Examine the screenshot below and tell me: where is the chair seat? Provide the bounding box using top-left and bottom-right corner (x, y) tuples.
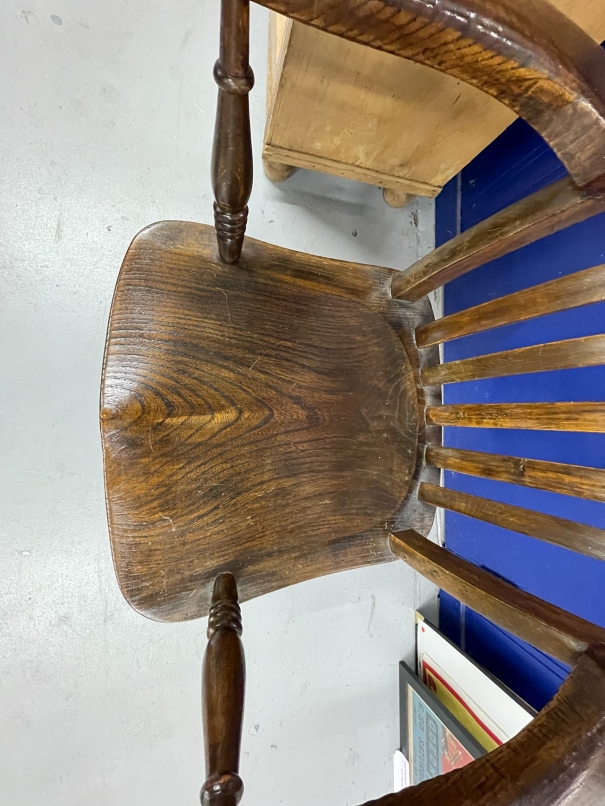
(101, 222), (429, 620)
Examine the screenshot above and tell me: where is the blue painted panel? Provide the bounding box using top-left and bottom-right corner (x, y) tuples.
(438, 593), (567, 712)
(460, 119), (566, 228)
(437, 112), (605, 709)
(439, 591), (462, 647)
(435, 175), (459, 248)
(442, 366), (605, 405)
(462, 610), (568, 712)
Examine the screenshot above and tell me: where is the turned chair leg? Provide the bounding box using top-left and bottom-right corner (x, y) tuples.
(201, 574), (245, 806)
(212, 0), (254, 264)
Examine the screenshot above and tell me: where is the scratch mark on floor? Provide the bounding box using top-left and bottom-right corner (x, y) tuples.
(366, 594), (376, 633)
(54, 209), (63, 243)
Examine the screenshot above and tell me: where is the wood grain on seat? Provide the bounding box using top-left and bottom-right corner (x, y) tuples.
(101, 222), (429, 621)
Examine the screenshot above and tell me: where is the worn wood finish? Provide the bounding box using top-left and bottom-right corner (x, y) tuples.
(366, 643), (605, 806)
(101, 221), (432, 621)
(427, 402), (605, 433)
(390, 531), (605, 664)
(201, 574), (245, 806)
(212, 0), (254, 264)
(255, 0), (605, 194)
(422, 334), (605, 386)
(263, 141), (441, 197)
(384, 297), (441, 537)
(419, 483), (605, 562)
(393, 178), (605, 302)
(417, 261), (605, 347)
(426, 446), (605, 503)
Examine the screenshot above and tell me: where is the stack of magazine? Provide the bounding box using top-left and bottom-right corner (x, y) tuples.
(394, 612), (536, 790)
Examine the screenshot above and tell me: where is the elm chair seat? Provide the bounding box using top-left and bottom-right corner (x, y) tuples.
(101, 222), (438, 620)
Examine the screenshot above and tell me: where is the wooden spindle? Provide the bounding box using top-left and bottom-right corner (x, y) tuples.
(419, 482), (605, 562)
(425, 446), (605, 503)
(201, 574), (245, 806)
(422, 334), (605, 386)
(389, 530), (605, 665)
(212, 0), (254, 264)
(391, 178), (605, 302)
(416, 263), (605, 348)
(426, 402), (605, 432)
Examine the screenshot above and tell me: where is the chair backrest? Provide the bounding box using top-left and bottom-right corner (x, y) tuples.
(391, 195), (605, 573)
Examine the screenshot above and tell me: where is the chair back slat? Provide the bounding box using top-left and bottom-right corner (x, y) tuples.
(426, 446), (605, 503)
(419, 483), (605, 562)
(417, 262), (605, 348)
(422, 334), (605, 386)
(427, 402), (605, 432)
(393, 178), (605, 303)
(390, 530), (605, 664)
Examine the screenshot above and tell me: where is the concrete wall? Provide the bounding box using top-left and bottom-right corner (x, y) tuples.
(0, 1), (436, 803)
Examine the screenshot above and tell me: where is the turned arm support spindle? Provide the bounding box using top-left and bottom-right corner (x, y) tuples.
(201, 574), (245, 806)
(212, 0), (254, 264)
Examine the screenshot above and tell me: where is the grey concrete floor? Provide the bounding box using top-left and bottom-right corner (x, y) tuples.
(0, 2), (436, 804)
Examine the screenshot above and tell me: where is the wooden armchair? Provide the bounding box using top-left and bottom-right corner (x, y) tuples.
(100, 0), (605, 803)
